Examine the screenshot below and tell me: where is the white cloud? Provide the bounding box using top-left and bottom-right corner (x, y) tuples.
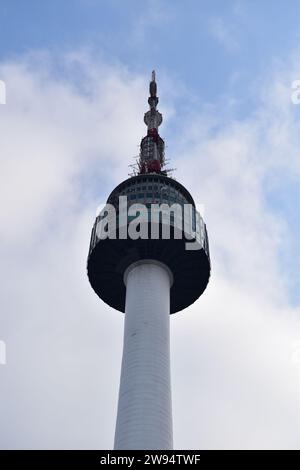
(0, 49), (300, 450)
(130, 0), (173, 46)
(169, 51), (300, 449)
(0, 53), (146, 448)
(208, 17), (239, 53)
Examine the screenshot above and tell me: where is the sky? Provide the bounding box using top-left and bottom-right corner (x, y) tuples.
(0, 0), (300, 450)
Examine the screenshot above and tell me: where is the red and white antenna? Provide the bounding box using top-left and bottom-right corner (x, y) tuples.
(138, 71), (166, 175)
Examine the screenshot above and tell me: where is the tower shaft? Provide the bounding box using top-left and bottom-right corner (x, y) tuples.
(114, 261), (173, 450)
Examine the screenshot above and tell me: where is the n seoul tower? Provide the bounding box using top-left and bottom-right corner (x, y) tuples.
(87, 72), (210, 450)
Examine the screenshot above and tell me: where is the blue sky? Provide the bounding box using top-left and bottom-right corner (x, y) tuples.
(1, 0), (300, 450)
(2, 0), (300, 101)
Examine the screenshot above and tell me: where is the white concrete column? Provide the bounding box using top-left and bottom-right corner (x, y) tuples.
(114, 260), (173, 450)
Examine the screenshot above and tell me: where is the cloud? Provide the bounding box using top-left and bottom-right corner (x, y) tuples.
(208, 17), (239, 53)
(0, 52), (147, 448)
(169, 51), (300, 449)
(130, 0), (173, 46)
(0, 49), (300, 450)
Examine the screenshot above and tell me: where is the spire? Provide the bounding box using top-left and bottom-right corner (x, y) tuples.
(148, 71), (158, 109)
(144, 70), (162, 132)
(138, 71), (165, 175)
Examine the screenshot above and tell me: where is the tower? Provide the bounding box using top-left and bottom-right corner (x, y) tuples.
(87, 72), (210, 450)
